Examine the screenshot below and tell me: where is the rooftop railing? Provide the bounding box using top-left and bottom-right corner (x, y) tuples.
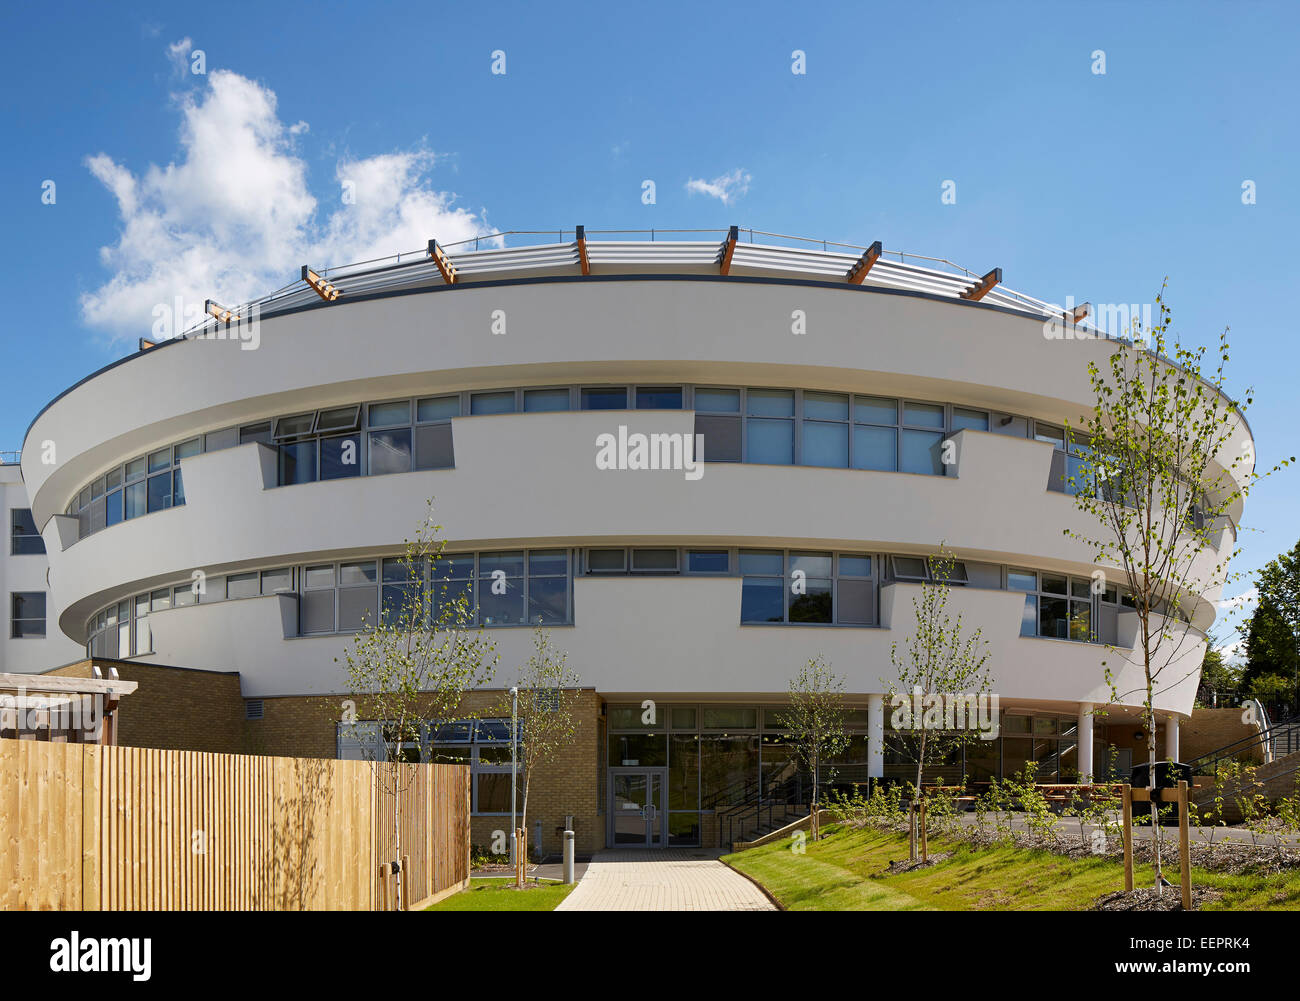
(179, 226), (1088, 340)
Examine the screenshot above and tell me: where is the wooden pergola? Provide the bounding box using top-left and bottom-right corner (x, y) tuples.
(0, 670), (137, 745)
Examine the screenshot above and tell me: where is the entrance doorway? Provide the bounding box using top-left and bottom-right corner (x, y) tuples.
(608, 768), (667, 847)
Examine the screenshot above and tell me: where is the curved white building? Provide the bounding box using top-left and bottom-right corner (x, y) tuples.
(19, 228), (1246, 851)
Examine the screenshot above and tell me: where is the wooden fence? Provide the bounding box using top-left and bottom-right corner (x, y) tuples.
(0, 740), (469, 910)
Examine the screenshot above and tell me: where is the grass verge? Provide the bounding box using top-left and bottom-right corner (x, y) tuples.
(723, 823), (1300, 911)
(425, 877), (577, 911)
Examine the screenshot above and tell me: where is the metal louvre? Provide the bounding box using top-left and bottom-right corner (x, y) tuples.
(180, 230), (1081, 340)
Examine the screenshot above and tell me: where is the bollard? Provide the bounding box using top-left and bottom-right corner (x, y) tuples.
(563, 829), (575, 885)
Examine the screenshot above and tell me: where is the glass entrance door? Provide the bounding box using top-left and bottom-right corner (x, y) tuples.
(609, 769), (666, 847)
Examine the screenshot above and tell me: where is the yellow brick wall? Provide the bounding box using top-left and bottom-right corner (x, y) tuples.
(45, 659), (246, 753)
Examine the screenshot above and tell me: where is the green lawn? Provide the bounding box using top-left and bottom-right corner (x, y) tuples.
(425, 877), (577, 911)
(723, 824), (1300, 911)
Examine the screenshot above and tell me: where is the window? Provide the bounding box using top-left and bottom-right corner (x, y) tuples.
(321, 434), (361, 479)
(802, 392), (849, 468)
(693, 388), (742, 463)
(301, 564), (337, 634)
(686, 550), (729, 573)
(368, 428), (412, 476)
(71, 437), (202, 539)
(470, 391), (516, 415)
(739, 550), (784, 623)
(273, 413), (316, 440)
(900, 402), (946, 475)
(303, 550), (571, 635)
(636, 386), (683, 409)
(338, 561), (379, 631)
(523, 388), (570, 412)
(631, 548), (678, 572)
(478, 551), (525, 625)
(226, 572), (259, 599)
(745, 390), (795, 464)
(581, 387), (628, 410)
(739, 550), (879, 627)
(1013, 570), (1096, 642)
(587, 549), (627, 573)
(133, 594), (151, 655)
(10, 592), (45, 638)
(316, 405), (361, 434)
(527, 551), (569, 624)
(10, 509), (44, 555)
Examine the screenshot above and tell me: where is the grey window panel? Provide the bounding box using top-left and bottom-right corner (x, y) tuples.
(693, 388), (741, 413)
(338, 587), (378, 631)
(1099, 605), (1119, 645)
(631, 548), (678, 571)
(226, 572), (259, 599)
(991, 413), (1028, 437)
(417, 395), (461, 422)
(587, 549), (626, 572)
(315, 405), (362, 433)
(339, 561), (377, 586)
(300, 590), (335, 634)
(368, 401), (411, 428)
(1047, 449), (1068, 493)
(173, 587), (196, 607)
(261, 568), (292, 593)
(274, 412), (318, 441)
(693, 414), (741, 462)
(205, 427), (239, 451)
(892, 556), (927, 581)
(414, 423), (455, 470)
(837, 579), (875, 624)
(964, 562), (1002, 589)
(368, 429), (412, 475)
(847, 426), (899, 473)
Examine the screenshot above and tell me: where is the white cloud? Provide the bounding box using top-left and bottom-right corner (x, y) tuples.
(81, 61), (494, 343)
(166, 37), (192, 77)
(684, 168), (751, 206)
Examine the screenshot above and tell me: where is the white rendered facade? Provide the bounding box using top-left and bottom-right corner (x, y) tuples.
(20, 234), (1248, 809)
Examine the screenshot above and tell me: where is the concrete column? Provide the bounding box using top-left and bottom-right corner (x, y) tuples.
(1077, 703), (1094, 782)
(867, 693), (885, 779)
(1166, 715), (1180, 762)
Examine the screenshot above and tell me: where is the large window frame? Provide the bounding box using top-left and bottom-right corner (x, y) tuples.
(10, 508), (45, 555)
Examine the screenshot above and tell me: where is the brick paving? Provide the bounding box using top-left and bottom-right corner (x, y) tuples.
(555, 849), (776, 911)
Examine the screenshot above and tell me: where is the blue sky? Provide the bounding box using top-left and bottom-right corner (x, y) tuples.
(1, 0), (1296, 625)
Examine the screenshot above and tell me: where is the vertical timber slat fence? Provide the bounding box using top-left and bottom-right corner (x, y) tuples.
(0, 741), (469, 911)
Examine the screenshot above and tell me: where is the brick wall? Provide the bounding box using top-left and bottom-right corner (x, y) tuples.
(45, 659), (246, 753)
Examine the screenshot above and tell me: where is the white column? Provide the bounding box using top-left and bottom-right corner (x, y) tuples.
(1166, 715), (1180, 762)
(867, 693), (885, 779)
(1077, 703), (1094, 783)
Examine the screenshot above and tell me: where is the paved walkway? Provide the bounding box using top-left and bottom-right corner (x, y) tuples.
(555, 849), (776, 911)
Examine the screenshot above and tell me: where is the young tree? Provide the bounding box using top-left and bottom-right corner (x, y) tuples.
(1252, 540), (1300, 715)
(886, 546), (994, 859)
(785, 656), (849, 841)
(1067, 288), (1289, 893)
(504, 629), (582, 882)
(338, 501), (497, 908)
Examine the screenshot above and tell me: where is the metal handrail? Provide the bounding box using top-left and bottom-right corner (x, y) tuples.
(1186, 714), (1300, 775)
